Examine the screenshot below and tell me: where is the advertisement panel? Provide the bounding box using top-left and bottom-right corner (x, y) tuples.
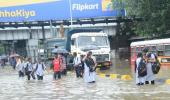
(0, 0), (125, 22)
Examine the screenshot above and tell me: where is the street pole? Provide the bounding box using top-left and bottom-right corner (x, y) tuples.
(42, 26), (46, 61)
(50, 20), (55, 37)
(69, 0), (73, 28)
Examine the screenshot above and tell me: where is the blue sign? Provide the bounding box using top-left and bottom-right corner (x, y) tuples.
(0, 0), (126, 22)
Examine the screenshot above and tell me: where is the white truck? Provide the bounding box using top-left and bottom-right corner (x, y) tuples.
(70, 32), (112, 69)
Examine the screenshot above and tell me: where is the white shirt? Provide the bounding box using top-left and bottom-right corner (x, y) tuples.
(73, 56), (81, 66)
(16, 59), (24, 72)
(24, 62), (33, 71)
(35, 63), (46, 76)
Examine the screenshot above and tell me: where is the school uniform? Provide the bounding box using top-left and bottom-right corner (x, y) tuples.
(24, 62), (34, 80)
(16, 59), (24, 77)
(73, 56), (83, 78)
(84, 63), (96, 83)
(35, 63), (46, 80)
(145, 53), (155, 84)
(83, 56), (96, 83)
(135, 57), (146, 85)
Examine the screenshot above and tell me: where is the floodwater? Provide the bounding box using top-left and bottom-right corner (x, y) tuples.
(0, 59), (170, 100)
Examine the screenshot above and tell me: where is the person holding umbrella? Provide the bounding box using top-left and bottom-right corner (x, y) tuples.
(10, 53), (20, 70)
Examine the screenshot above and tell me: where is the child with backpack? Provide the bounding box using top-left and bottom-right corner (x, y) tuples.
(135, 52), (147, 86)
(34, 59), (46, 80)
(143, 48), (156, 85)
(25, 58), (35, 80)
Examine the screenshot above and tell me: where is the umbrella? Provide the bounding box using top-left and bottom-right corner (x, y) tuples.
(10, 53), (20, 57)
(52, 48), (68, 54)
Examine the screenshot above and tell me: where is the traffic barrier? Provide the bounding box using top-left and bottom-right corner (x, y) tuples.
(110, 74), (118, 79)
(121, 75), (132, 81)
(166, 79), (170, 84)
(99, 74), (106, 78)
(97, 73), (170, 84)
(98, 73), (132, 80)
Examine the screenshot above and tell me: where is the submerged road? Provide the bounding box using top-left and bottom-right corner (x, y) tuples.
(0, 59), (170, 100)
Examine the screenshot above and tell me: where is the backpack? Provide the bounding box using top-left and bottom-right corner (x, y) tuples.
(35, 63), (45, 71)
(85, 58), (95, 72)
(152, 54), (160, 74)
(25, 63), (29, 74)
(137, 59), (147, 77)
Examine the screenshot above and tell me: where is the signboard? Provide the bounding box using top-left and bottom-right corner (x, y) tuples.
(0, 0), (126, 22)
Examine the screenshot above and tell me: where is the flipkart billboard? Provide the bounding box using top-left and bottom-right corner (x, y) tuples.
(0, 0), (125, 22)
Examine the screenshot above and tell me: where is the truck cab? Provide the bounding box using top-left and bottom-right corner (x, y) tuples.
(71, 32), (111, 69)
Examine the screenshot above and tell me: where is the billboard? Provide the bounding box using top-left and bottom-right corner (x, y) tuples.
(0, 0), (126, 22)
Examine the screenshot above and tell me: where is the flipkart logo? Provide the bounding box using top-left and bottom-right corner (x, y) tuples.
(102, 0), (113, 11)
(0, 0), (59, 8)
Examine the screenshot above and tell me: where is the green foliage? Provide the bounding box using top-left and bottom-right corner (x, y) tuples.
(112, 0), (126, 16)
(126, 0), (170, 36)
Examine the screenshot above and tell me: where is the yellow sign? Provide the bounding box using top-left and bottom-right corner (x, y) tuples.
(0, 0), (57, 7)
(102, 0), (113, 11)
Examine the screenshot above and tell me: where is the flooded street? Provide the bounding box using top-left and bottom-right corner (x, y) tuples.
(0, 59), (170, 100)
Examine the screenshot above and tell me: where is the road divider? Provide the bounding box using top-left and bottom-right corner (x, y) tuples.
(97, 73), (170, 84)
(110, 74), (118, 79)
(99, 74), (106, 78)
(98, 73), (132, 81)
(166, 79), (170, 84)
(121, 75), (132, 81)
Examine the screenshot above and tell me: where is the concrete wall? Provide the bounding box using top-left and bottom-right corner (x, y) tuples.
(0, 24), (117, 40)
(0, 24), (117, 59)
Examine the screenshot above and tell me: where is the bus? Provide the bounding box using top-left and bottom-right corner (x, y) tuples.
(130, 38), (170, 67)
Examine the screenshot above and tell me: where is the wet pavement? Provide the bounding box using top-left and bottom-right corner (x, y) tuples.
(0, 59), (170, 100)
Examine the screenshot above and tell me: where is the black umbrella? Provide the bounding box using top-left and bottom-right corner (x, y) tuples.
(52, 48), (68, 54)
(10, 53), (20, 58)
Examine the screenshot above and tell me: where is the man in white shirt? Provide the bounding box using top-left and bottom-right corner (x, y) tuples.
(73, 52), (83, 78)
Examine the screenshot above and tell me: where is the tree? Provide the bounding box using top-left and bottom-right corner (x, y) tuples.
(125, 0), (170, 37)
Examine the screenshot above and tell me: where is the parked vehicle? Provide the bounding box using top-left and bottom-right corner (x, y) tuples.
(66, 29), (112, 69)
(130, 38), (170, 68)
(45, 29), (112, 69)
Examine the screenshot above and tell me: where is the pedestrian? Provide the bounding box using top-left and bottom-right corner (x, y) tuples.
(24, 57), (35, 80)
(135, 52), (146, 86)
(16, 56), (25, 77)
(60, 53), (67, 76)
(143, 48), (156, 85)
(34, 59), (46, 80)
(82, 51), (97, 83)
(10, 57), (16, 70)
(73, 52), (83, 78)
(51, 54), (61, 80)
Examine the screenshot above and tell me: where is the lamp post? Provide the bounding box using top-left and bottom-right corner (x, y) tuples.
(69, 0), (73, 28)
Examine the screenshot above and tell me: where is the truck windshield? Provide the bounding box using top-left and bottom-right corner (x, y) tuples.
(77, 36), (109, 48)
